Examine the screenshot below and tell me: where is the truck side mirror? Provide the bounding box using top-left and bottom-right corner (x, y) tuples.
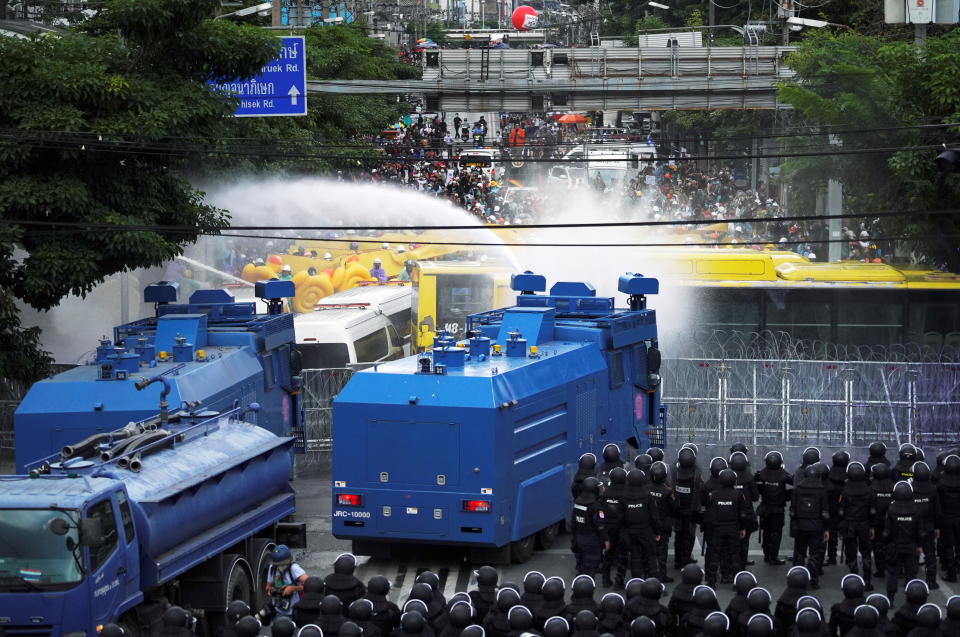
(80, 518), (104, 548)
(48, 517), (70, 536)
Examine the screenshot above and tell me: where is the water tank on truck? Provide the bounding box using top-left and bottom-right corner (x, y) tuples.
(330, 272), (666, 563)
(14, 279), (300, 472)
(0, 401), (304, 634)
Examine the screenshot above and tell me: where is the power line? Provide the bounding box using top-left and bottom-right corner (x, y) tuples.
(3, 207), (955, 234)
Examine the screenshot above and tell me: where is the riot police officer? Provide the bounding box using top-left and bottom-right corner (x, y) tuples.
(865, 442), (891, 473)
(910, 461), (941, 589)
(703, 469), (748, 587)
(825, 451), (850, 566)
(647, 461), (677, 583)
(937, 454), (960, 582)
(622, 468), (661, 580)
(838, 461), (876, 591)
(673, 447), (703, 570)
(700, 457), (727, 567)
(573, 477), (610, 576)
(883, 481), (923, 603)
(791, 464), (831, 589)
(755, 451), (792, 565)
(600, 467), (628, 587)
(869, 462), (895, 579)
(599, 444), (626, 484)
(894, 443), (919, 482)
(729, 451), (759, 568)
(795, 447), (822, 484)
(573, 453), (598, 498)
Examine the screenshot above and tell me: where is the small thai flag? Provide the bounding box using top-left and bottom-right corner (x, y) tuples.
(507, 178), (523, 187)
(19, 569), (42, 582)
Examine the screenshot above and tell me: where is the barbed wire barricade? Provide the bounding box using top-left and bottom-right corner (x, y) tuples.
(296, 368), (355, 471)
(662, 333), (960, 450)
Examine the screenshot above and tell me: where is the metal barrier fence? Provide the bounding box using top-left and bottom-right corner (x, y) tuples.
(662, 358), (960, 448)
(297, 368), (354, 468)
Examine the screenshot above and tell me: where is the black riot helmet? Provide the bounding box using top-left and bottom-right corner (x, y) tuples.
(729, 451), (748, 473)
(495, 587), (521, 612)
(804, 464), (820, 480)
(573, 610), (596, 631)
(693, 585), (718, 611)
(872, 462), (891, 481)
(417, 570), (440, 592)
(869, 441), (887, 459)
(543, 618), (569, 637)
(339, 622), (362, 637)
(602, 444), (621, 464)
(226, 600), (251, 623)
(847, 462), (867, 481)
(678, 447), (697, 468)
(709, 457), (728, 478)
(461, 626), (486, 637)
(832, 450), (850, 468)
(650, 461), (668, 484)
(946, 454), (960, 475)
(634, 454), (653, 473)
(899, 443), (917, 463)
(508, 606), (534, 631)
(764, 451), (783, 471)
(801, 447), (821, 466)
(624, 578), (644, 600)
(368, 574), (391, 596)
(719, 468), (737, 489)
(626, 468), (646, 487)
(322, 595), (344, 615)
(746, 587), (771, 613)
(734, 571), (758, 596)
(628, 616), (656, 637)
(904, 579), (929, 604)
(946, 594), (960, 620)
(785, 566), (810, 589)
(682, 442), (700, 456)
(730, 442), (749, 456)
(702, 612), (729, 637)
(572, 574), (596, 599)
(815, 463), (829, 480)
(609, 467), (627, 486)
(523, 570), (545, 594)
(841, 574), (865, 599)
(916, 447), (926, 461)
(912, 461), (931, 482)
(349, 599), (374, 622)
(916, 603), (941, 629)
(582, 476), (601, 498)
(542, 576), (565, 601)
(334, 553), (358, 575)
(646, 447), (665, 462)
(162, 606), (192, 628)
(600, 592), (625, 615)
(681, 563), (704, 585)
(865, 593), (890, 617)
(234, 617), (261, 637)
(795, 608), (822, 632)
(401, 611), (427, 634)
(404, 599), (428, 617)
(448, 601), (473, 627)
(853, 604), (879, 629)
(476, 565), (498, 588)
(893, 480), (914, 502)
(640, 578), (664, 600)
(746, 614), (774, 637)
(579, 453), (597, 471)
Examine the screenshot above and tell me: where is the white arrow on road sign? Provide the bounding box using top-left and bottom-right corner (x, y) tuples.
(288, 85), (301, 106)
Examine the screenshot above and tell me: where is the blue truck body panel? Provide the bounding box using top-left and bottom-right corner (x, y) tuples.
(330, 274), (665, 551)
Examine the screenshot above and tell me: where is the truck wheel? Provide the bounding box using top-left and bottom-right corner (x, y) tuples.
(224, 554), (253, 606)
(535, 522), (560, 550)
(250, 539), (276, 611)
(510, 534), (535, 563)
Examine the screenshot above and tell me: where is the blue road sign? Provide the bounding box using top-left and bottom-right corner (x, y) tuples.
(211, 36), (307, 117)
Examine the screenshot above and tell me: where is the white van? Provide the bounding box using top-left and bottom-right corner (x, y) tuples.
(294, 284), (413, 370)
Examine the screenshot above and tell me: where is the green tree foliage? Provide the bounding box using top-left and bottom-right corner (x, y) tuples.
(778, 29), (960, 270)
(0, 0), (277, 382)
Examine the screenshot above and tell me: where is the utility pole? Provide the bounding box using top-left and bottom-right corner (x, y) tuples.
(708, 0), (715, 46)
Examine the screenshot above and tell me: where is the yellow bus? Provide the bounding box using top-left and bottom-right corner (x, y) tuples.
(411, 260), (514, 350)
(655, 249), (960, 350)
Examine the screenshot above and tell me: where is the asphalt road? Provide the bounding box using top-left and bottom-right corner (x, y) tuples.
(291, 464), (959, 614)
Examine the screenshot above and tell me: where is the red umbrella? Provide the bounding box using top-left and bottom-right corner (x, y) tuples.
(557, 113), (588, 124)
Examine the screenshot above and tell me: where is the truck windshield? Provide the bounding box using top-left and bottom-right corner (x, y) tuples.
(0, 509), (82, 590)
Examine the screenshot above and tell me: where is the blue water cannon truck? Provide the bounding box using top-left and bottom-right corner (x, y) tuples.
(0, 404), (302, 634)
(14, 279), (302, 472)
(330, 272), (665, 562)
